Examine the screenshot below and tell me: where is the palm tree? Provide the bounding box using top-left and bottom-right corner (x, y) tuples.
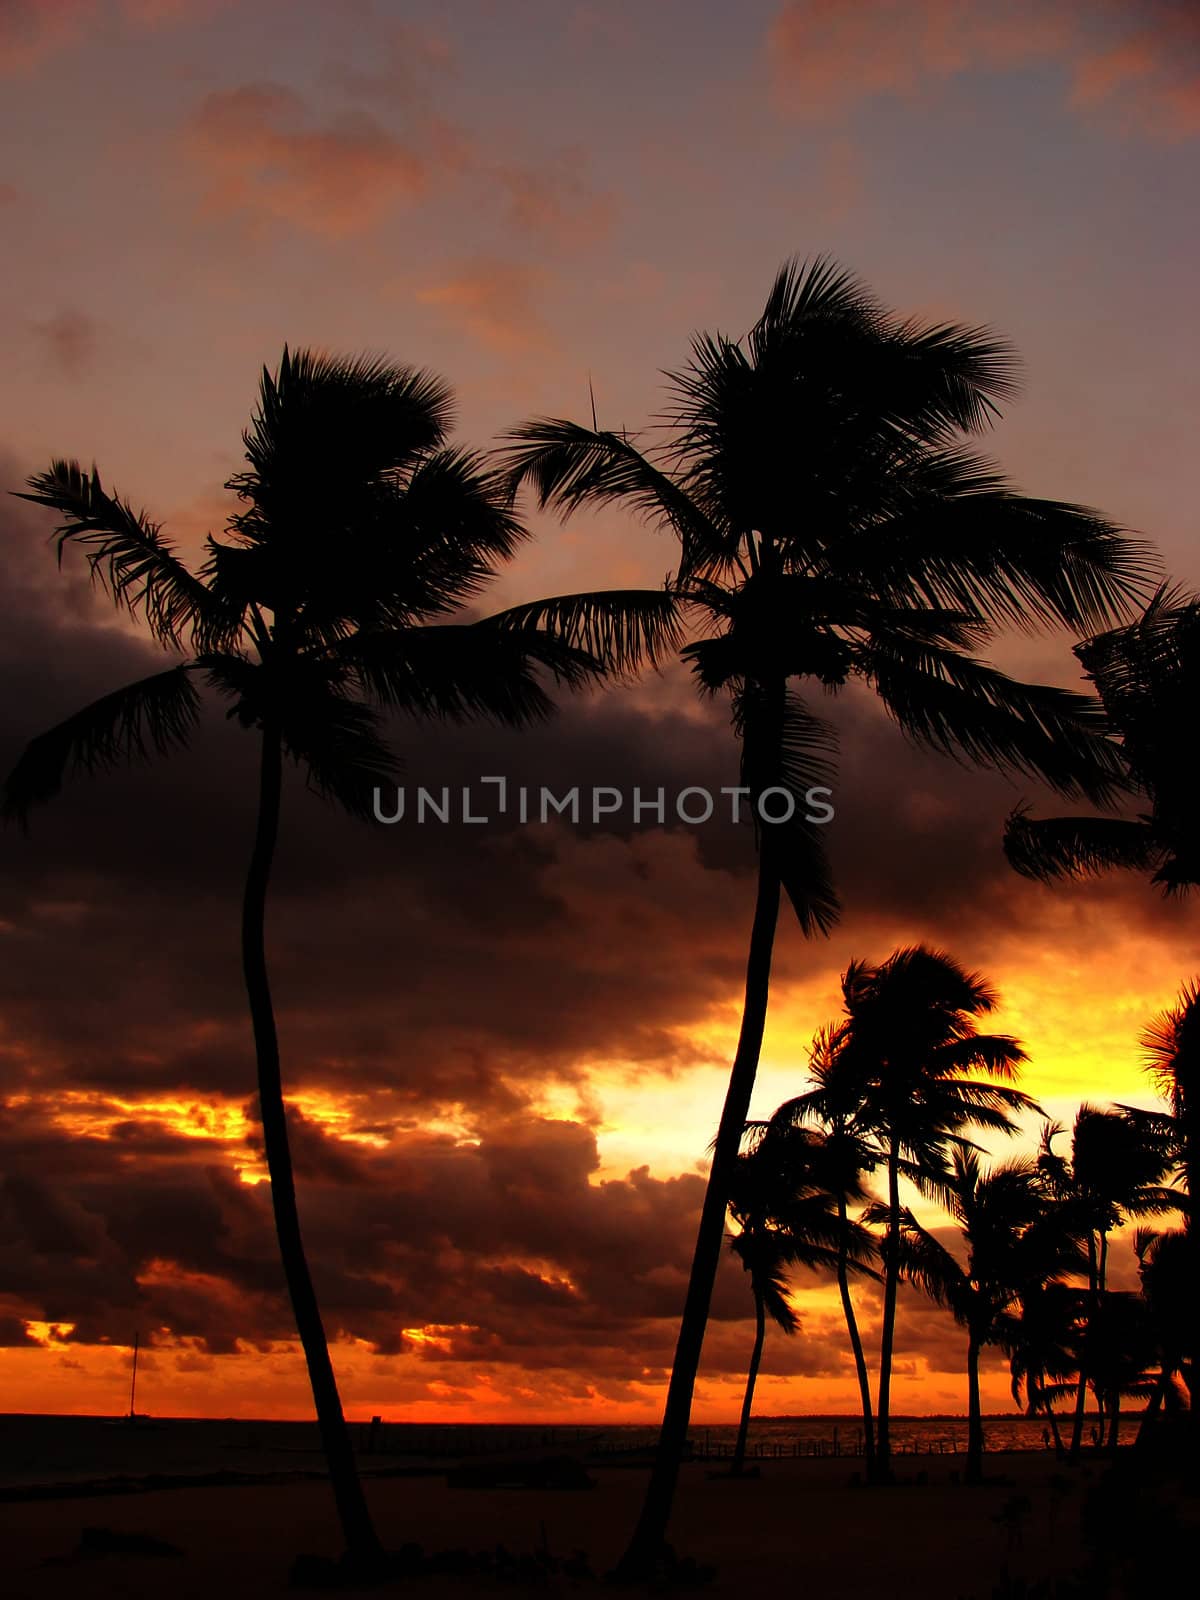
(1083, 1291), (1158, 1456)
(1005, 585), (1199, 892)
(834, 948), (1037, 1482)
(1141, 982), (1200, 1407)
(725, 1144), (801, 1479)
(1, 349), (679, 1568)
(1069, 1107), (1177, 1292)
(1007, 1280), (1084, 1457)
(1133, 1227), (1193, 1445)
(726, 1121), (876, 1475)
(764, 1024), (882, 1473)
(504, 259), (1151, 1570)
(894, 1151), (1081, 1484)
(1038, 1107), (1177, 1459)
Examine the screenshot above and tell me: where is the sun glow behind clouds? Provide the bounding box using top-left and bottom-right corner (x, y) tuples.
(1, 901), (1192, 1418)
(22, 1320), (77, 1348)
(47, 1090), (251, 1142)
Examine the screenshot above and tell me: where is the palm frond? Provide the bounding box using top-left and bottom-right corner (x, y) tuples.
(278, 691), (401, 822)
(500, 418), (726, 577)
(749, 256), (883, 347)
(336, 619), (601, 727)
(230, 347), (453, 528)
(2, 665), (200, 825)
(1140, 978), (1200, 1119)
(16, 461), (223, 648)
(733, 685), (840, 935)
(844, 478), (1156, 634)
(861, 638), (1129, 805)
(886, 316), (1021, 435)
(1075, 583), (1200, 710)
(930, 1036), (1030, 1079)
(487, 588), (683, 678)
(1003, 809), (1161, 883)
(894, 1210), (972, 1321)
(379, 446), (528, 616)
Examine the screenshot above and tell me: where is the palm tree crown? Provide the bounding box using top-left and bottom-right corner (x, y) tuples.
(4, 349), (679, 823)
(508, 258), (1152, 929)
(838, 945), (1035, 1155)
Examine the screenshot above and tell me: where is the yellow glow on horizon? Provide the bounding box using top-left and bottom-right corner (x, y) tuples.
(47, 1089), (253, 1143)
(3, 917), (1191, 1422)
(287, 1091), (392, 1149)
(401, 1325), (479, 1354)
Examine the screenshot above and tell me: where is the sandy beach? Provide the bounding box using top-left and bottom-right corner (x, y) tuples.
(1, 1452), (1100, 1599)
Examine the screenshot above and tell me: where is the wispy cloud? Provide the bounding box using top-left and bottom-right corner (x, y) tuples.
(182, 34), (613, 246)
(0, 0), (230, 75)
(415, 259), (552, 353)
(184, 82), (440, 238)
(768, 0), (1200, 140)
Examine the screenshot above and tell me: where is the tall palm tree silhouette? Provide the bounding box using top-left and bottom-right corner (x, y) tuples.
(891, 1150), (1079, 1484)
(833, 947), (1034, 1482)
(761, 1024), (882, 1472)
(1, 349), (679, 1568)
(1140, 983), (1200, 1413)
(726, 1120), (876, 1476)
(505, 259), (1150, 1569)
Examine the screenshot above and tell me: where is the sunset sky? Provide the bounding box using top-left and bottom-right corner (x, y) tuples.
(1, 0), (1198, 1426)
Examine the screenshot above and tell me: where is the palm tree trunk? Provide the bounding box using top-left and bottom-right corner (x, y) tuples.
(1106, 1392), (1120, 1456)
(965, 1334), (984, 1485)
(836, 1191), (876, 1471)
(1042, 1391), (1064, 1457)
(1134, 1370), (1166, 1451)
(1183, 1106), (1200, 1423)
(874, 1134), (902, 1483)
(1068, 1369), (1088, 1462)
(615, 847), (782, 1578)
(243, 724), (381, 1564)
(1069, 1233), (1100, 1462)
(731, 1281), (767, 1476)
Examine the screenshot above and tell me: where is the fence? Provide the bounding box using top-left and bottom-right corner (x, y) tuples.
(357, 1420), (967, 1461)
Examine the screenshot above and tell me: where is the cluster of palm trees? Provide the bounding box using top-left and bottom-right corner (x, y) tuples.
(727, 950), (1197, 1490)
(3, 256), (1192, 1577)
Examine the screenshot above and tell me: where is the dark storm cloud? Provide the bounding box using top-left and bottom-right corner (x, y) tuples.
(0, 1089), (991, 1390)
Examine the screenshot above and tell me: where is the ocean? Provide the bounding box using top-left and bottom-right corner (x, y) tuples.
(0, 1411), (1083, 1491)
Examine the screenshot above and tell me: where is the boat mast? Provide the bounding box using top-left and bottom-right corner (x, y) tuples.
(128, 1330), (139, 1419)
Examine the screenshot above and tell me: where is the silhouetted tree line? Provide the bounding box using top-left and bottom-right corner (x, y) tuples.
(5, 259), (1195, 1580)
(725, 947), (1196, 1490)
